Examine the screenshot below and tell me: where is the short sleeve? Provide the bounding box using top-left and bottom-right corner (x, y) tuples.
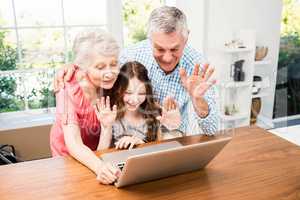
(55, 83), (81, 125)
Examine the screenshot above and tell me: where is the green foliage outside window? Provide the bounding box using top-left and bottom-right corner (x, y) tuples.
(0, 0), (164, 113)
(0, 30), (56, 113)
(0, 31), (25, 112)
(123, 0), (162, 45)
(279, 0), (300, 71)
(274, 0), (300, 117)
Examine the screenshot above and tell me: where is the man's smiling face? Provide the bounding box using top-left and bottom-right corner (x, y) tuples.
(151, 31), (187, 73)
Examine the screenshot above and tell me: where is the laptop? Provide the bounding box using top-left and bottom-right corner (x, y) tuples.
(100, 137), (231, 188)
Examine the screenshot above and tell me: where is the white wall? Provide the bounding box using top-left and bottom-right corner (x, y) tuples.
(171, 0), (207, 53)
(107, 0), (124, 48)
(175, 0), (283, 125)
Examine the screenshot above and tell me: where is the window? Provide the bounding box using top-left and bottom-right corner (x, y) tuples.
(0, 0), (122, 113)
(122, 0), (163, 46)
(274, 0), (300, 118)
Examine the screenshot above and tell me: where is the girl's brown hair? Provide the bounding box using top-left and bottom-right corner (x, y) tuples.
(112, 61), (161, 142)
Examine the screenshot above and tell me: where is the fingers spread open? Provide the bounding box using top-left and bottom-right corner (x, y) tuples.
(101, 97), (105, 110)
(64, 64), (76, 82)
(55, 68), (66, 91)
(167, 97), (172, 111)
(179, 68), (188, 86)
(172, 100), (176, 110)
(106, 96), (110, 109)
(201, 63), (209, 79)
(112, 105), (117, 114)
(162, 96), (169, 111)
(96, 99), (101, 112)
(193, 63), (200, 76)
(204, 67), (215, 82)
(207, 79), (217, 87)
(53, 77), (59, 93)
(169, 97), (177, 110)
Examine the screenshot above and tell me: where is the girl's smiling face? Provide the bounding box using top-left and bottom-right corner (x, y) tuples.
(123, 77), (147, 112)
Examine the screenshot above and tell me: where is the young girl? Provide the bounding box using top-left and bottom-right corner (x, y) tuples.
(50, 29), (122, 185)
(95, 61), (181, 149)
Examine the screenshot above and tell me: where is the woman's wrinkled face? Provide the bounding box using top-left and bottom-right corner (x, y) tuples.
(86, 54), (119, 89)
(123, 77), (147, 112)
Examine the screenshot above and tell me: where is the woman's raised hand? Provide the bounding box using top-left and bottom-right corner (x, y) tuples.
(95, 96), (117, 128)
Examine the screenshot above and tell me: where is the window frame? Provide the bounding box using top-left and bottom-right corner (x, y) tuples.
(0, 0), (123, 131)
(0, 0), (123, 113)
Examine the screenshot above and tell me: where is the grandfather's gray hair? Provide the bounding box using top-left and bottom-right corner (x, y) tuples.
(72, 29), (119, 67)
(147, 6), (189, 38)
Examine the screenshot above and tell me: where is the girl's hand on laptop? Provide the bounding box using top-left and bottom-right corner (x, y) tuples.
(115, 136), (145, 150)
(156, 96), (181, 130)
(96, 162), (121, 185)
(95, 96), (117, 128)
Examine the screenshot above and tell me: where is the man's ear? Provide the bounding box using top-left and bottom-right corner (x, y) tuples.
(185, 30), (190, 43)
(182, 30), (189, 45)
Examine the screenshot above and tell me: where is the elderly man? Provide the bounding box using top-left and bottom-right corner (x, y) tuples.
(55, 6), (219, 135)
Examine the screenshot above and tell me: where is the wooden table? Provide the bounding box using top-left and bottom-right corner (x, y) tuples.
(1, 126), (300, 200)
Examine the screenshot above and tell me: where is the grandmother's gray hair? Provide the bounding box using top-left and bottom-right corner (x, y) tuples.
(72, 29), (119, 67)
(147, 6), (189, 38)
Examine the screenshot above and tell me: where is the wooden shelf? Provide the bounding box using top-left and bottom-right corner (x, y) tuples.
(217, 81), (252, 88)
(252, 92), (270, 98)
(254, 60), (271, 65)
(220, 113), (249, 121)
(215, 30), (256, 129)
(221, 47), (253, 53)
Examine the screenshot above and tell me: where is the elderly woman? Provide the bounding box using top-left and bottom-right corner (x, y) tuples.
(50, 29), (121, 185)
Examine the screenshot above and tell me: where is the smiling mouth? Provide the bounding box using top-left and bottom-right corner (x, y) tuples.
(102, 79), (114, 83)
(126, 102), (139, 107)
(160, 61), (173, 65)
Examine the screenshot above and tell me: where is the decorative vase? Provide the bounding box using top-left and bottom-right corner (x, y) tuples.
(250, 97), (262, 124)
(255, 46), (268, 61)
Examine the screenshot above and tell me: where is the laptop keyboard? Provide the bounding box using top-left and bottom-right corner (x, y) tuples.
(117, 162), (125, 171)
